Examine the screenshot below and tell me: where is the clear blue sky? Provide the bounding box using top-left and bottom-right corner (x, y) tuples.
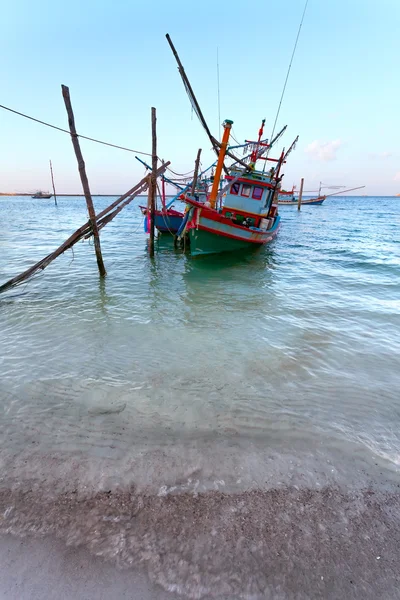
(1, 0), (399, 195)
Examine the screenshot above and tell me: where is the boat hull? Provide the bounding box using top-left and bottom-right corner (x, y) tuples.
(189, 214), (280, 256)
(278, 196), (325, 206)
(139, 207), (184, 234)
(154, 213), (183, 233)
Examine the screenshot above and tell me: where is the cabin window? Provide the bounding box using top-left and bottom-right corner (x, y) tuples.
(241, 184), (252, 197)
(252, 186), (263, 200)
(231, 182), (240, 195)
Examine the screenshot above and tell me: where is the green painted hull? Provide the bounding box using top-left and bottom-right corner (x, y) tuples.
(189, 228), (259, 256)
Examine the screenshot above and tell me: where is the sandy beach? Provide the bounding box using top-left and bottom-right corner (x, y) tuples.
(0, 534), (171, 600)
(1, 485), (400, 599)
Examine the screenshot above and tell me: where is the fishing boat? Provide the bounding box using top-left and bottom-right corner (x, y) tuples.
(278, 181), (366, 205)
(177, 119), (297, 256)
(278, 192), (326, 205)
(32, 191), (52, 199)
(138, 156), (215, 235)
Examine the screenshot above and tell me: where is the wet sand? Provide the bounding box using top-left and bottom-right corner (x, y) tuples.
(1, 486), (400, 599)
(0, 535), (172, 600)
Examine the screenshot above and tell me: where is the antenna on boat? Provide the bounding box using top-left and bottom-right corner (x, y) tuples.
(262, 0), (308, 172)
(217, 47), (221, 138)
(270, 0), (308, 141)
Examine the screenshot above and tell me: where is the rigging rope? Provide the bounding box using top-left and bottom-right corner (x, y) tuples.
(0, 103), (153, 157)
(166, 166), (195, 177)
(216, 47), (221, 137)
(269, 0), (309, 143)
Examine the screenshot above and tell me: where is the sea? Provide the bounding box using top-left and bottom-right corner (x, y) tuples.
(0, 195), (399, 599)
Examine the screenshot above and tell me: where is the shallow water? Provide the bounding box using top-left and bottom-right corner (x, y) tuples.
(0, 195), (400, 597)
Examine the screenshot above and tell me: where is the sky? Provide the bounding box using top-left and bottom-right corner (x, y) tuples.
(1, 0), (399, 196)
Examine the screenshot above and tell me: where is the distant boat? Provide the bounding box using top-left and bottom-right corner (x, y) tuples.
(32, 191), (52, 199)
(278, 192), (326, 206)
(278, 181), (365, 205)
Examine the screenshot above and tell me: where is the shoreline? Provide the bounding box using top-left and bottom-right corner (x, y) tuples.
(1, 484), (400, 599)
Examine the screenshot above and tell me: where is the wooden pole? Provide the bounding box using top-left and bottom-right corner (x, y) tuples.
(161, 168), (166, 210)
(0, 162), (170, 294)
(297, 177), (304, 211)
(49, 160), (57, 206)
(165, 34), (247, 173)
(191, 149), (202, 196)
(149, 107), (157, 257)
(61, 84), (106, 277)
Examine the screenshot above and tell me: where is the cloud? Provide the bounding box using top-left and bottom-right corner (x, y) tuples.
(394, 172), (400, 181)
(369, 151), (393, 159)
(305, 140), (342, 161)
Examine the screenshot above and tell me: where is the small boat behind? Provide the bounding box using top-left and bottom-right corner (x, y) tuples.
(139, 206), (184, 234)
(32, 191), (52, 199)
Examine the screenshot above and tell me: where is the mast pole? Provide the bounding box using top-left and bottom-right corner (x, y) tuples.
(191, 148), (202, 196)
(250, 119), (266, 165)
(165, 34), (248, 172)
(208, 120), (233, 209)
(161, 171), (166, 210)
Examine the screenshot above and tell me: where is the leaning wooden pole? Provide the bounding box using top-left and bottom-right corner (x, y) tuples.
(191, 148), (202, 196)
(61, 84), (106, 277)
(297, 177), (304, 211)
(149, 107), (157, 257)
(0, 163), (170, 294)
(49, 160), (57, 206)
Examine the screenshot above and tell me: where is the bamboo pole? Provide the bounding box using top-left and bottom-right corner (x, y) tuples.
(191, 148), (202, 196)
(0, 162), (170, 294)
(61, 84), (106, 277)
(161, 167), (166, 210)
(149, 107), (157, 257)
(325, 185), (365, 197)
(297, 177), (304, 211)
(165, 34), (247, 173)
(49, 160), (57, 206)
(96, 162), (169, 221)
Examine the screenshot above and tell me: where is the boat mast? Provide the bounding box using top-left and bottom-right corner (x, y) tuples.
(250, 119), (266, 166)
(208, 119), (233, 209)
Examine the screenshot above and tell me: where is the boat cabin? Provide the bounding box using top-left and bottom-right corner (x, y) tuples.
(221, 169), (276, 228)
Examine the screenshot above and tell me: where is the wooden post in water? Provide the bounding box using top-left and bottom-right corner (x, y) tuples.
(297, 178), (304, 211)
(191, 148), (202, 196)
(49, 160), (57, 206)
(149, 107), (157, 257)
(61, 84), (106, 277)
